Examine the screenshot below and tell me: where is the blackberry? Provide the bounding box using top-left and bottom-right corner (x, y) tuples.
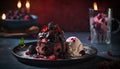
(28, 45), (37, 55)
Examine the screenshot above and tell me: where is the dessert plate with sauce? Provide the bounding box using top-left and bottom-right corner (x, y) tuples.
(12, 42), (97, 67)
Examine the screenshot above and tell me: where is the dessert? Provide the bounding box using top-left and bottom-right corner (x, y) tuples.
(25, 23), (85, 60)
(91, 13), (110, 43)
(66, 36), (84, 57)
(6, 9), (33, 20)
(27, 23), (67, 59)
(1, 9), (38, 32)
(93, 13), (108, 35)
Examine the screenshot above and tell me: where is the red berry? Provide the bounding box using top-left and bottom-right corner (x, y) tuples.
(26, 51), (30, 55)
(71, 38), (75, 42)
(49, 55), (56, 60)
(86, 36), (91, 41)
(23, 15), (30, 20)
(41, 26), (48, 32)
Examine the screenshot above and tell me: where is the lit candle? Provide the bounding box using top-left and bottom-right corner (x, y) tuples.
(17, 0), (22, 9)
(2, 13), (6, 20)
(93, 2), (98, 11)
(26, 0), (30, 13)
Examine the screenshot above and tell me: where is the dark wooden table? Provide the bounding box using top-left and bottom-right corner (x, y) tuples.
(0, 32), (120, 69)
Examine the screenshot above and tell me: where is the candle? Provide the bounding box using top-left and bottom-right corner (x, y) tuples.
(2, 13), (6, 20)
(93, 2), (105, 12)
(26, 0), (30, 13)
(17, 0), (22, 9)
(93, 2), (98, 11)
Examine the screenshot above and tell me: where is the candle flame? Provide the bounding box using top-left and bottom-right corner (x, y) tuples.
(2, 13), (6, 20)
(26, 0), (30, 9)
(93, 2), (98, 11)
(17, 0), (22, 9)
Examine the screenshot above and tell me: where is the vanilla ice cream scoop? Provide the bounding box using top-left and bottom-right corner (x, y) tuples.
(66, 36), (84, 57)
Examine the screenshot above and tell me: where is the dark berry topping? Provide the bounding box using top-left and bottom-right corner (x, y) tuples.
(79, 50), (85, 55)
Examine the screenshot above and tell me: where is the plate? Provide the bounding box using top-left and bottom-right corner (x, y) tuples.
(12, 42), (97, 67)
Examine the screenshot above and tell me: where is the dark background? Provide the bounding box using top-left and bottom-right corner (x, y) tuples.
(0, 0), (120, 32)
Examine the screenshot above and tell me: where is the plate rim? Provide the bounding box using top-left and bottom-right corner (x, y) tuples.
(11, 42), (97, 67)
(12, 42), (97, 61)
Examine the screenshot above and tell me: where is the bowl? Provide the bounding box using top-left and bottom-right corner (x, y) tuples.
(1, 15), (38, 30)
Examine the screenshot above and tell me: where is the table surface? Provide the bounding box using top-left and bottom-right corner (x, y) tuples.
(0, 32), (120, 69)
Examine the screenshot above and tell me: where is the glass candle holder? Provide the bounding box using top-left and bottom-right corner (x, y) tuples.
(89, 8), (112, 44)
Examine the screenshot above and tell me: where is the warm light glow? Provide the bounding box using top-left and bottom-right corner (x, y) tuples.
(17, 0), (22, 9)
(93, 2), (98, 11)
(2, 13), (6, 20)
(26, 0), (30, 9)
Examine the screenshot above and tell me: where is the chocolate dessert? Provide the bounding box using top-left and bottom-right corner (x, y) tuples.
(27, 23), (67, 59)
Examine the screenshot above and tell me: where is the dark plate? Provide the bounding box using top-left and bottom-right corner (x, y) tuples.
(12, 42), (97, 67)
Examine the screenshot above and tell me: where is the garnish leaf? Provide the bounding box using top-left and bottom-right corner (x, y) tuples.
(19, 37), (25, 48)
